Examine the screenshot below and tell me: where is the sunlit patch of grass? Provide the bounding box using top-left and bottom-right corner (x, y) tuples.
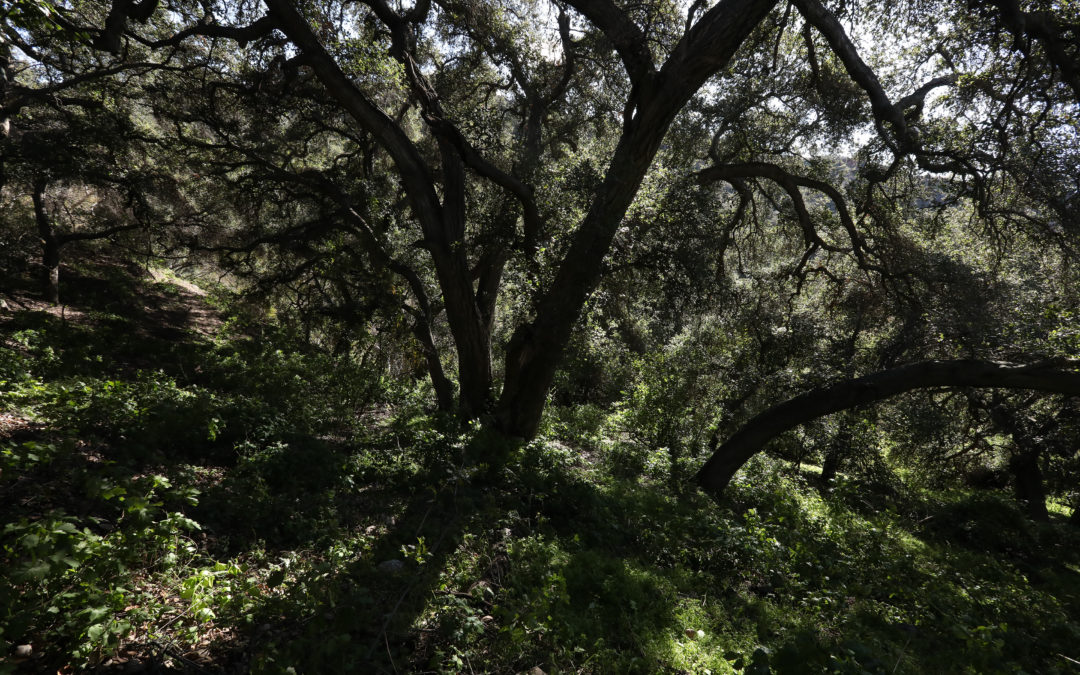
(1047, 497), (1073, 518)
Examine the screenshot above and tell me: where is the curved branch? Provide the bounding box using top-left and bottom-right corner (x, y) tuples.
(95, 0), (160, 53)
(262, 0), (444, 242)
(978, 0), (1080, 103)
(136, 14), (278, 49)
(696, 359), (1080, 494)
(698, 161), (869, 261)
(563, 0), (654, 83)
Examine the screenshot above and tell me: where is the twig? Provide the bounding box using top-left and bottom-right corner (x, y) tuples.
(384, 632), (399, 674)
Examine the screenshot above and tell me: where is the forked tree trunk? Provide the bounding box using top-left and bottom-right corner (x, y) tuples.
(697, 359), (1080, 495)
(493, 0), (779, 440)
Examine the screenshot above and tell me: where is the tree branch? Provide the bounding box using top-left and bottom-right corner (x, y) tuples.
(697, 359), (1080, 494)
(562, 0), (654, 83)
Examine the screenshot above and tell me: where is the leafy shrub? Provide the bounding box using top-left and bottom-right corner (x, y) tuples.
(0, 448), (202, 667)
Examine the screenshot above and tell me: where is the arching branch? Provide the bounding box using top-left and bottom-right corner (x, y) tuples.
(697, 161), (865, 259)
(563, 0), (654, 83)
(696, 359), (1080, 495)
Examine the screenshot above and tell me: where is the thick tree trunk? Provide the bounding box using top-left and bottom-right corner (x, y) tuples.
(697, 359), (1080, 495)
(32, 180), (61, 305)
(431, 246), (492, 419)
(1009, 451), (1049, 522)
(495, 0), (780, 439)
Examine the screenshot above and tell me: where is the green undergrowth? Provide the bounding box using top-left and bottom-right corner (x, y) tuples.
(2, 268), (1079, 673)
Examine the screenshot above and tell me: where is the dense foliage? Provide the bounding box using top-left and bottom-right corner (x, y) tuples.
(1, 0), (1078, 671)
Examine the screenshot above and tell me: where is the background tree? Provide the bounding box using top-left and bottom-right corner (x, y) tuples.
(9, 0), (1079, 466)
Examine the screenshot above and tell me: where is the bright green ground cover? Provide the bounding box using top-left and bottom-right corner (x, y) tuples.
(1, 267), (1078, 673)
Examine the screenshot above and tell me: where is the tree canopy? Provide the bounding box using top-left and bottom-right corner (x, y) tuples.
(5, 0), (1076, 441)
(2, 0), (1080, 670)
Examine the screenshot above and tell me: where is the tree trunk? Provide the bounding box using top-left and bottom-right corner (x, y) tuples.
(492, 0), (780, 440)
(697, 359), (1080, 495)
(1009, 451), (1049, 522)
(820, 448), (840, 483)
(409, 313), (455, 412)
(0, 37), (11, 192)
(431, 249), (492, 418)
(821, 412), (857, 483)
(32, 179), (61, 305)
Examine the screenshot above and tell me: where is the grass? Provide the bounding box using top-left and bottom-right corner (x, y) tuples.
(1, 263), (1079, 673)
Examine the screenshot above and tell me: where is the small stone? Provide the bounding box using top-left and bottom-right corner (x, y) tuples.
(14, 644), (32, 658)
(378, 559), (405, 573)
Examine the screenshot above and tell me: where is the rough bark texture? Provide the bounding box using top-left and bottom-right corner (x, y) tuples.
(697, 359), (1080, 495)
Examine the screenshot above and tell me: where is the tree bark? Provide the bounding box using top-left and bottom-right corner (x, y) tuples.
(265, 0), (494, 417)
(697, 359), (1080, 495)
(32, 179), (61, 305)
(0, 37), (12, 192)
(1009, 450), (1049, 521)
(409, 311), (455, 412)
(984, 400), (1053, 521)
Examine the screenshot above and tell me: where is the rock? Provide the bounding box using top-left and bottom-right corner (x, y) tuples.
(377, 559), (405, 573)
(14, 644), (32, 658)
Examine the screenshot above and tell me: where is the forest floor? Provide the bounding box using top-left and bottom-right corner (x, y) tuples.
(2, 261), (1079, 674)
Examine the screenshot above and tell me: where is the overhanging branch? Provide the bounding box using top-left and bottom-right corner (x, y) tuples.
(696, 359), (1080, 495)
